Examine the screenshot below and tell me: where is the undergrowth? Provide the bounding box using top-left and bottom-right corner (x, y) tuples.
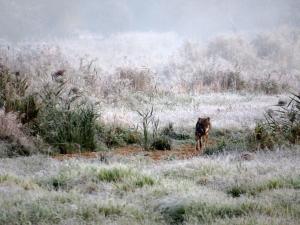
(249, 93), (300, 150)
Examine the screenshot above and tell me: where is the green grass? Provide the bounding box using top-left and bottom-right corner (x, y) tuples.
(96, 167), (155, 191)
(38, 166), (155, 193)
(36, 106), (98, 153)
(96, 168), (132, 182)
(134, 175), (155, 187)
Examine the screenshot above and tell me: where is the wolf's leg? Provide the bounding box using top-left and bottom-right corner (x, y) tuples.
(195, 137), (199, 151)
(199, 137), (203, 154)
(203, 134), (208, 149)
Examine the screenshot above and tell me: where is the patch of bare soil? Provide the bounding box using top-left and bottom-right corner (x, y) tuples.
(52, 144), (201, 161)
(52, 151), (100, 161)
(114, 144), (200, 160)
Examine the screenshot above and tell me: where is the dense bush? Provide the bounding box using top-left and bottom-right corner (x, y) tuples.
(119, 67), (154, 92)
(36, 106), (97, 153)
(0, 68), (38, 157)
(249, 93), (300, 150)
(6, 95), (40, 124)
(151, 136), (172, 150)
(96, 124), (142, 148)
(248, 123), (276, 150)
(1, 66), (148, 154)
(0, 66), (103, 155)
(0, 67), (39, 124)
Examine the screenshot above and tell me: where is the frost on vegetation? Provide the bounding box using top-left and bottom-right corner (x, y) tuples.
(0, 149), (299, 224)
(0, 110), (35, 157)
(35, 163), (156, 192)
(1, 28), (299, 131)
(1, 27), (299, 97)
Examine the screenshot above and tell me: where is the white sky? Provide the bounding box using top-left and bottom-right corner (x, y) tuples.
(0, 0), (299, 41)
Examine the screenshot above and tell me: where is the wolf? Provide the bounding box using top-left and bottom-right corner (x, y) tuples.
(195, 117), (211, 153)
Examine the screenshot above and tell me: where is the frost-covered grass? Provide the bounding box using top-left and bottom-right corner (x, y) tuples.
(0, 148), (299, 225)
(101, 93), (284, 129)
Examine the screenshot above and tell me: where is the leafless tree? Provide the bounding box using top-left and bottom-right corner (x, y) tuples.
(137, 106), (154, 150)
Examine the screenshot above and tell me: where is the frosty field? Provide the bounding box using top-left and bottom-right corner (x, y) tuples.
(101, 93), (284, 129)
(0, 148), (299, 225)
(1, 11), (300, 225)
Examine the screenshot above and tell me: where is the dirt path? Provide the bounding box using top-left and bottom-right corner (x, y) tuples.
(52, 144), (201, 161)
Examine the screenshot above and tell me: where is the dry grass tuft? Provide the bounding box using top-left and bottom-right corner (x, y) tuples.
(0, 110), (35, 156)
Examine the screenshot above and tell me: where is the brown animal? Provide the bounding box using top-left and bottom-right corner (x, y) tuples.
(195, 117), (211, 153)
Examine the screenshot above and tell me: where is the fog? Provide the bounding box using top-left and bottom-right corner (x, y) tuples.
(0, 0), (299, 41)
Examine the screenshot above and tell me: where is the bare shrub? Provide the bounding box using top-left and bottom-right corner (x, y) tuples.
(137, 106), (154, 151)
(176, 70), (247, 93)
(219, 71), (246, 91)
(119, 67), (154, 92)
(251, 73), (289, 95)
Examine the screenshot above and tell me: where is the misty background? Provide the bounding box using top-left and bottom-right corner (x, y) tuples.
(0, 0), (299, 41)
(0, 0), (300, 131)
(0, 0), (299, 94)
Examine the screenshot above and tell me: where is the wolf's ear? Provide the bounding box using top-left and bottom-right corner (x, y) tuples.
(207, 117), (210, 121)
